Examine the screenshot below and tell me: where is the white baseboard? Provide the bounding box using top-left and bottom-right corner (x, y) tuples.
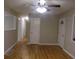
(63, 48), (75, 59)
(38, 43), (59, 45)
(4, 42), (17, 55)
(27, 42), (58, 45)
(58, 44), (74, 59)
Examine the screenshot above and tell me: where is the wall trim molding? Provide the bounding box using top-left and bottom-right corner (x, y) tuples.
(63, 48), (75, 59)
(38, 43), (59, 45)
(4, 42), (17, 55)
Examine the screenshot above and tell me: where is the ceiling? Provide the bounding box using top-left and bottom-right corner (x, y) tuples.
(4, 0), (75, 16)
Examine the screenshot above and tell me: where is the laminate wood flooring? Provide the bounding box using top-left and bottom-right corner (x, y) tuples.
(4, 41), (72, 59)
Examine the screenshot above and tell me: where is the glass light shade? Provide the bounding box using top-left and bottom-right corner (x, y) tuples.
(36, 7), (47, 13)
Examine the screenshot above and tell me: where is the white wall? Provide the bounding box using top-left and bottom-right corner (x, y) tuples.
(4, 16), (16, 31)
(40, 15), (59, 44)
(4, 9), (16, 31)
(59, 9), (75, 58)
(4, 9), (17, 54)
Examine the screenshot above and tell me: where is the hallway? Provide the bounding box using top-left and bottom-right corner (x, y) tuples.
(5, 38), (72, 59)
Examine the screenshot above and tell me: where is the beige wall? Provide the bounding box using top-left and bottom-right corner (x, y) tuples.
(40, 15), (59, 44)
(4, 9), (17, 54)
(60, 9), (75, 57)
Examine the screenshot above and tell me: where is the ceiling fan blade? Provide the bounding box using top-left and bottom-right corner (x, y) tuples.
(48, 5), (61, 7)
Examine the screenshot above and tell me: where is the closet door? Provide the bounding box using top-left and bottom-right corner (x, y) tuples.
(58, 19), (65, 48)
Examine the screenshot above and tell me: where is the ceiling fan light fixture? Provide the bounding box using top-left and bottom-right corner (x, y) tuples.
(36, 7), (47, 13)
(39, 0), (46, 6)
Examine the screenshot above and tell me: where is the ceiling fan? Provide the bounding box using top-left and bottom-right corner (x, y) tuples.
(37, 0), (61, 8)
(23, 0), (61, 13)
(32, 0), (61, 13)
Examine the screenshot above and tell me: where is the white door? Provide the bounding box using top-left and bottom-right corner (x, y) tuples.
(58, 19), (65, 48)
(30, 18), (40, 44)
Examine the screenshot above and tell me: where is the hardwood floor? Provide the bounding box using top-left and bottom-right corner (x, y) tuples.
(4, 40), (72, 59)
